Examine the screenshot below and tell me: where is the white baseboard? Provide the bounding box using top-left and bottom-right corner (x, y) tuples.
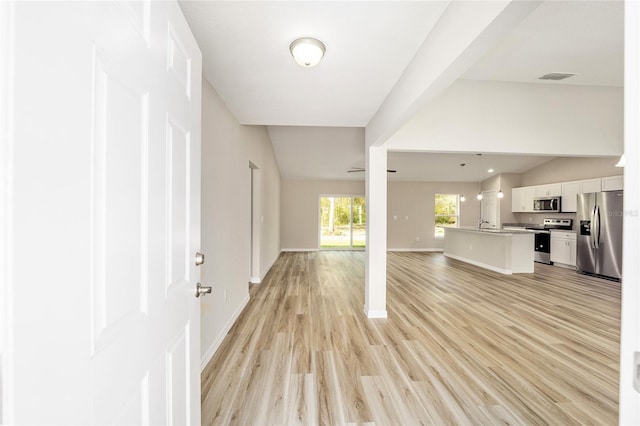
(444, 253), (513, 275)
(250, 276), (261, 284)
(280, 248), (318, 252)
(363, 305), (388, 319)
(553, 262), (577, 270)
(388, 248), (444, 252)
(200, 293), (250, 372)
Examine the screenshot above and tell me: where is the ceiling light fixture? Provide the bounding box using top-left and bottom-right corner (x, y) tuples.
(289, 37), (326, 68)
(488, 168), (494, 173)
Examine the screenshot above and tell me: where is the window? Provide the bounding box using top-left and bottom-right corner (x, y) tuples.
(435, 194), (459, 237)
(319, 195), (366, 249)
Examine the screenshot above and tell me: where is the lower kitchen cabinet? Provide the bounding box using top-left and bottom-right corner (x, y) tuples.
(550, 231), (577, 268)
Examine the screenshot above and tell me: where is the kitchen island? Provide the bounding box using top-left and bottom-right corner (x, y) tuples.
(443, 227), (534, 274)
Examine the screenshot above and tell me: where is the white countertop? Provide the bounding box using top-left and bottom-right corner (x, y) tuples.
(448, 227), (533, 236)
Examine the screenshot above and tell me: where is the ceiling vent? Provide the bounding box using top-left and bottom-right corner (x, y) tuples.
(538, 72), (576, 81)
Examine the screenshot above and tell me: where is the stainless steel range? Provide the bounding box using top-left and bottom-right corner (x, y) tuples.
(526, 218), (573, 264)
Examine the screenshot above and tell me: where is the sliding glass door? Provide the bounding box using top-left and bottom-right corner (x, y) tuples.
(319, 195), (366, 249)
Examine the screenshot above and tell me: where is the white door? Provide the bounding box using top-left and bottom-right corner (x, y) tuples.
(1, 1), (202, 424)
(481, 190), (498, 228)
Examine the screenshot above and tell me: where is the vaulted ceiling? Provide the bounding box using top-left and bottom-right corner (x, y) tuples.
(179, 1), (624, 182)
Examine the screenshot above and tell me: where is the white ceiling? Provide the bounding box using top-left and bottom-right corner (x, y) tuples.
(179, 1), (449, 126)
(387, 152), (554, 183)
(462, 0), (623, 86)
(179, 1), (624, 182)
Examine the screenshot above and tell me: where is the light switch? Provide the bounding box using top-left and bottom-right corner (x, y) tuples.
(405, 216), (409, 220)
(393, 215), (398, 220)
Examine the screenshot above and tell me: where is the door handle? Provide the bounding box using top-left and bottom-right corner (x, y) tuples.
(593, 206), (600, 248)
(196, 282), (212, 298)
(195, 252), (205, 266)
(590, 206), (597, 249)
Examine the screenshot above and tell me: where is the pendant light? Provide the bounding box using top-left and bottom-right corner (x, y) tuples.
(476, 153), (483, 200)
(497, 189), (504, 199)
(459, 166), (466, 202)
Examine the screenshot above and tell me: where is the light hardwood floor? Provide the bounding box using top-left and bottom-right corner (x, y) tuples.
(201, 251), (620, 425)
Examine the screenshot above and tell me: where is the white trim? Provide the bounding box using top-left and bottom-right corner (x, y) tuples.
(552, 262), (576, 271)
(1, 2), (15, 421)
(363, 305), (387, 319)
(444, 253), (512, 275)
(388, 248), (443, 252)
(200, 293), (250, 372)
(280, 248), (318, 252)
(249, 276), (261, 284)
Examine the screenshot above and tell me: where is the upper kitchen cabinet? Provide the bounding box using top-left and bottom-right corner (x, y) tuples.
(602, 175), (624, 191)
(535, 183), (562, 197)
(512, 186), (537, 212)
(580, 178), (602, 193)
(561, 181), (580, 212)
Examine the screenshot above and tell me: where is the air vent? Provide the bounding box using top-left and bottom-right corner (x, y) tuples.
(538, 72), (576, 81)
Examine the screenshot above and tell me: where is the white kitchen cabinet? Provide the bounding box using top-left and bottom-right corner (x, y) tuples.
(535, 183), (562, 197)
(602, 175), (624, 191)
(561, 181), (580, 212)
(550, 231), (577, 268)
(512, 186), (536, 212)
(581, 178), (602, 194)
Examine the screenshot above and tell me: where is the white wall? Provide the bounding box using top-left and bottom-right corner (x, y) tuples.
(519, 156), (622, 186)
(387, 182), (480, 250)
(200, 78), (281, 369)
(280, 179), (481, 250)
(387, 80), (623, 157)
(281, 180), (365, 250)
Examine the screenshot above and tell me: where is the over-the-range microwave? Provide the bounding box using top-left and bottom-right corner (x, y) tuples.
(533, 196), (561, 212)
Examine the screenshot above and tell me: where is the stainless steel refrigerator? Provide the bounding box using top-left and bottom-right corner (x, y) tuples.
(576, 191), (623, 281)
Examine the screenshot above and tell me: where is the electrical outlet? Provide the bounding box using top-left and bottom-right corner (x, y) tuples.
(415, 237), (420, 242)
(469, 244), (473, 251)
(224, 289), (228, 301)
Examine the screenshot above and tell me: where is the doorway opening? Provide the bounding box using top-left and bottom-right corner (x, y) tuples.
(249, 162), (260, 283)
(319, 195), (366, 249)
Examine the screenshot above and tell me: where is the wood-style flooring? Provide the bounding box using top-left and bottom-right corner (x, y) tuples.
(201, 251), (620, 425)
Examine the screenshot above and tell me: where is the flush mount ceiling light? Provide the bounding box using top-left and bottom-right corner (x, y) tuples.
(289, 37), (326, 68)
(488, 168), (494, 173)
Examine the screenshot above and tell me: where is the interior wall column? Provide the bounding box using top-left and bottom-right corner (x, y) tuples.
(364, 144), (387, 318)
(619, 0), (640, 422)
